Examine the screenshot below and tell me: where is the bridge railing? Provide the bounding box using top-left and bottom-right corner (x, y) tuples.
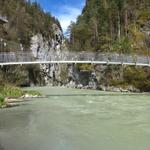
(0, 51), (149, 66)
(0, 52), (34, 62)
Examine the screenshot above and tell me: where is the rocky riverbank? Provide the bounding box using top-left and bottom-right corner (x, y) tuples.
(1, 93), (44, 108)
(65, 81), (141, 93)
(0, 84), (42, 108)
(40, 64), (147, 93)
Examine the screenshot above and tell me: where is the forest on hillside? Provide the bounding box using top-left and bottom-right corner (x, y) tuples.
(0, 0), (61, 86)
(67, 0), (150, 92)
(68, 0), (150, 56)
(0, 0), (61, 50)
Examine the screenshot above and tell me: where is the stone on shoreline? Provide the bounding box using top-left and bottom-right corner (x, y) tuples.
(2, 94), (43, 108)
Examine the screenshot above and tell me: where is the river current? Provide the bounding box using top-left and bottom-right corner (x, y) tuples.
(0, 86), (150, 150)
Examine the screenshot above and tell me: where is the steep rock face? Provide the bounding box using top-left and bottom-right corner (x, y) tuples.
(30, 30), (100, 89)
(30, 23), (64, 59)
(30, 32), (126, 90)
(31, 34), (51, 59)
(30, 26), (99, 88)
(30, 23), (67, 86)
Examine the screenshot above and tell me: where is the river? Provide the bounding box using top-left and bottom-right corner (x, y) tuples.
(0, 86), (150, 150)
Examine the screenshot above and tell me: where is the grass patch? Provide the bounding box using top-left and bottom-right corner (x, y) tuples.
(0, 84), (24, 98)
(0, 84), (41, 108)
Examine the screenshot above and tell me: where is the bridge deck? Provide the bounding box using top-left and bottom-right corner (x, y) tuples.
(0, 61), (150, 67)
(0, 52), (149, 67)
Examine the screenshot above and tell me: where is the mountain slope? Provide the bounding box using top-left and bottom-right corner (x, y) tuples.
(0, 0), (64, 86)
(67, 0), (150, 92)
(0, 0), (61, 50)
(69, 0), (150, 55)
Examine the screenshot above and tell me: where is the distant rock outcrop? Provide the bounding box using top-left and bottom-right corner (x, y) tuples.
(30, 23), (68, 86)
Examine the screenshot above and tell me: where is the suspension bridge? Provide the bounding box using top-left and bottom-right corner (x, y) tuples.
(0, 51), (149, 66)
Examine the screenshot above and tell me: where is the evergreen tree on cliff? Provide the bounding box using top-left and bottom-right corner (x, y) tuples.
(0, 0), (61, 50)
(69, 0), (150, 55)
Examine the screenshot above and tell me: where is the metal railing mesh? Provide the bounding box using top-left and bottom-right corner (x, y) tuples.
(0, 51), (149, 65)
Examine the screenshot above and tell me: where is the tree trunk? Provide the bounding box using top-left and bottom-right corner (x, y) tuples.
(124, 9), (128, 36)
(117, 11), (121, 41)
(94, 20), (99, 45)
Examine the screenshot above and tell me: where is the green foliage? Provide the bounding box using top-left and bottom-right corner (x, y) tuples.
(0, 0), (60, 49)
(76, 64), (94, 71)
(68, 0), (150, 54)
(123, 67), (150, 91)
(0, 84), (23, 97)
(112, 37), (133, 54)
(110, 79), (128, 88)
(27, 65), (43, 85)
(0, 65), (44, 86)
(137, 9), (150, 24)
(0, 84), (42, 107)
(59, 65), (68, 83)
(67, 0), (150, 92)
(100, 65), (150, 92)
(0, 66), (28, 86)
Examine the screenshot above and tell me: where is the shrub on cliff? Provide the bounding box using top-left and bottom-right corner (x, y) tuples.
(124, 67), (150, 92)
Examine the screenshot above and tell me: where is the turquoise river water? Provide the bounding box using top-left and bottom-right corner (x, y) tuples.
(0, 86), (150, 150)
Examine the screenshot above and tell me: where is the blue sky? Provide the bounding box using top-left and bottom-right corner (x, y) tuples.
(31, 0), (86, 32)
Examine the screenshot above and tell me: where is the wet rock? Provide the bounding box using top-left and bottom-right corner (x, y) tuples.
(120, 88), (128, 92)
(77, 84), (83, 89)
(67, 80), (76, 88)
(99, 85), (107, 91)
(111, 87), (121, 92)
(4, 97), (19, 103)
(6, 103), (20, 108)
(128, 86), (140, 93)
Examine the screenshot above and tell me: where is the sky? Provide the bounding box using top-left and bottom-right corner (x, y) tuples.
(31, 0), (86, 33)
